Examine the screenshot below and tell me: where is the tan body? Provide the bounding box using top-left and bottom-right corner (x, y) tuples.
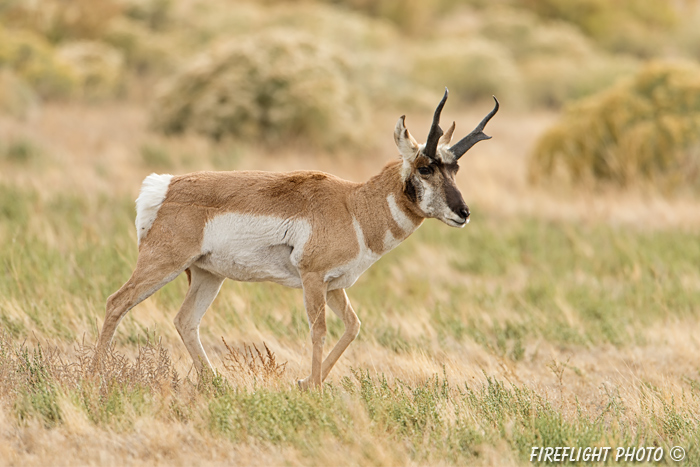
(96, 90), (498, 389)
(170, 163), (424, 289)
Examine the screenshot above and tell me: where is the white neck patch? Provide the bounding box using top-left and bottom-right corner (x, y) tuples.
(386, 193), (416, 233)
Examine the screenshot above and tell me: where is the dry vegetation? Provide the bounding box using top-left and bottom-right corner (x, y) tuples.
(2, 0), (700, 466)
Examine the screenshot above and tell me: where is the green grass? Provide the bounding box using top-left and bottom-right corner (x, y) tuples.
(412, 214), (700, 350)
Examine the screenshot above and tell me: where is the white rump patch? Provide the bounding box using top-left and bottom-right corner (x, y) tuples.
(135, 173), (173, 244)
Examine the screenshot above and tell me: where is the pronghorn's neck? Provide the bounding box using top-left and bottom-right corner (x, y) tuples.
(348, 160), (425, 255)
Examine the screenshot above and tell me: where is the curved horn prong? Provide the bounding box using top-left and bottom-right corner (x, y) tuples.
(439, 121), (456, 146)
(449, 96), (499, 160)
(424, 88), (449, 160)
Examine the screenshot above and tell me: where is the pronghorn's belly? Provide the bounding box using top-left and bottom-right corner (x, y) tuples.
(195, 213), (310, 288)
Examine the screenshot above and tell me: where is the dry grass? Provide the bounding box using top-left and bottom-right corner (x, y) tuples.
(221, 338), (287, 387)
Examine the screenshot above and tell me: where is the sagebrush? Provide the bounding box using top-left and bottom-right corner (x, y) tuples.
(529, 61), (700, 190)
(150, 29), (369, 148)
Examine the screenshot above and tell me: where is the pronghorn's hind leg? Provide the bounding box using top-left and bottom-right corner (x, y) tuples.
(173, 264), (225, 373)
(95, 244), (200, 361)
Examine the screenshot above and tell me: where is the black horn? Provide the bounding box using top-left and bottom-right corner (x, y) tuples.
(449, 96), (499, 160)
(424, 88), (449, 160)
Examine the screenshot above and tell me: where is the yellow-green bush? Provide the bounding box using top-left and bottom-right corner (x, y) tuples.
(0, 27), (76, 99)
(151, 29), (369, 148)
(55, 41), (124, 99)
(530, 61), (700, 190)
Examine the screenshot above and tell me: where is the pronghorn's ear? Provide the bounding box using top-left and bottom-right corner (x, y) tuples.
(439, 121), (456, 147)
(394, 115), (420, 161)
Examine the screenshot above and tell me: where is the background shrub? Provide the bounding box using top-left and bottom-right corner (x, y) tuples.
(56, 41), (124, 100)
(529, 61), (700, 190)
(0, 27), (76, 99)
(150, 29), (369, 149)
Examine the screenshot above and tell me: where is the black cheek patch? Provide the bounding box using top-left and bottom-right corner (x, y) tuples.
(404, 177), (417, 203)
(441, 167), (466, 213)
(444, 183), (464, 212)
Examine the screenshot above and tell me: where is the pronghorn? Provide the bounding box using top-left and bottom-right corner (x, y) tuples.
(96, 89), (498, 389)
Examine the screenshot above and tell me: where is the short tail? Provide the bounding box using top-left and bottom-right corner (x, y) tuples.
(135, 173), (173, 244)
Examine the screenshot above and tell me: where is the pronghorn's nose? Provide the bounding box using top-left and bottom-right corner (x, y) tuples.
(459, 207), (470, 219)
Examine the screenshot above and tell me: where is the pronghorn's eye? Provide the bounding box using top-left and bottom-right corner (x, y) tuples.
(418, 166), (432, 176)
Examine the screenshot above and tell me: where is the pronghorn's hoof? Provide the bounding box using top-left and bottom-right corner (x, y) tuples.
(297, 377), (323, 391)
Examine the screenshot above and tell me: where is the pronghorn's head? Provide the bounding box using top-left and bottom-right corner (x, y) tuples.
(394, 88), (499, 228)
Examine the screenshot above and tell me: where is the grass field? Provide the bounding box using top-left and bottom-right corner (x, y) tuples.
(1, 101), (700, 466)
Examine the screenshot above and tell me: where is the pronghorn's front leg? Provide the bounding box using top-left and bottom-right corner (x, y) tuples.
(321, 289), (360, 382)
(298, 272), (328, 390)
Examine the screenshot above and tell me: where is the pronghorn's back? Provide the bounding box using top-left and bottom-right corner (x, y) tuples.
(164, 169), (357, 219)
